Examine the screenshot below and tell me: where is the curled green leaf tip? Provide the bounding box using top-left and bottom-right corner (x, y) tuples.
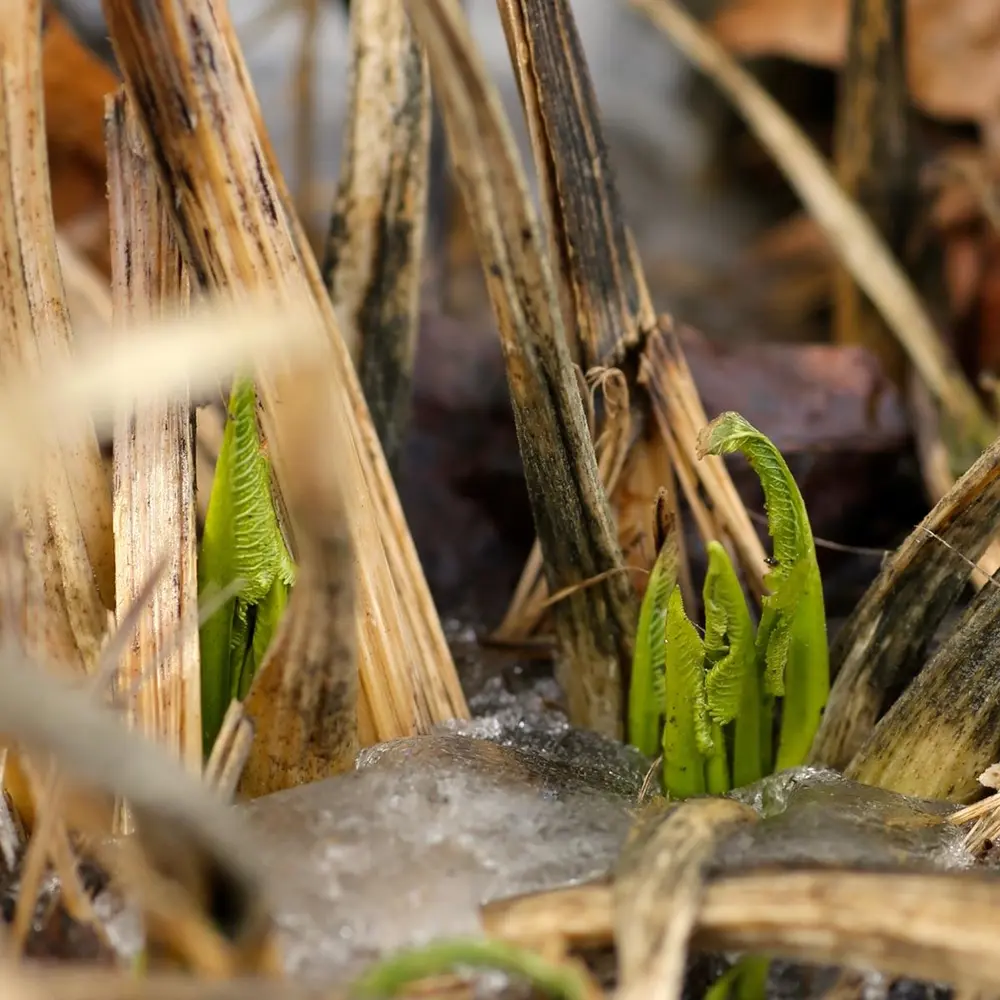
(698, 411), (829, 771)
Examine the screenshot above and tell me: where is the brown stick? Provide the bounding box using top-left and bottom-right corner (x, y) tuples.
(486, 868), (1000, 993)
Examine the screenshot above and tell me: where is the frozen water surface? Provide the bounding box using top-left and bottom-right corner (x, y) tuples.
(240, 730), (647, 984)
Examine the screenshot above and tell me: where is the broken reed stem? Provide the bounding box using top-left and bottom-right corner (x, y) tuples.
(832, 0), (911, 384)
(404, 0), (637, 737)
(102, 0), (468, 741)
(493, 0), (768, 648)
(323, 0), (431, 471)
(0, 0), (111, 673)
(106, 91), (202, 784)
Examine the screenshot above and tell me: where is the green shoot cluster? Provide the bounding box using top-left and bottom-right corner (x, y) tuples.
(628, 411), (828, 798)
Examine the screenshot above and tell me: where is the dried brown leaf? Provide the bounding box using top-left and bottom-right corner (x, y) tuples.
(712, 0), (1000, 129)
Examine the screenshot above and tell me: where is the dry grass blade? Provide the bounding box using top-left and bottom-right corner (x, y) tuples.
(613, 799), (758, 1000)
(204, 700), (254, 800)
(811, 436), (1000, 770)
(0, 294), (325, 492)
(103, 0), (468, 741)
(0, 0), (112, 673)
(0, 968), (341, 1000)
(630, 0), (994, 457)
(846, 566), (1000, 800)
(487, 868), (1000, 993)
(106, 90), (201, 781)
(56, 234), (113, 332)
(0, 646), (275, 972)
(239, 355), (358, 797)
(403, 0), (636, 737)
(323, 0), (430, 471)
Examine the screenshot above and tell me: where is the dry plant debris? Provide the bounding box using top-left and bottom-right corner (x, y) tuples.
(106, 92), (201, 784)
(712, 0), (1000, 129)
(101, 0), (468, 742)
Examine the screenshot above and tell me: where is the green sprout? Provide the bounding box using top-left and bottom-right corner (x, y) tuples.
(350, 938), (588, 1000)
(626, 411), (828, 798)
(198, 378), (295, 757)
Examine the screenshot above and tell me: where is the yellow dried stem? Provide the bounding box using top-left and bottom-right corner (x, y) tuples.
(0, 0), (111, 672)
(102, 0), (468, 739)
(106, 90), (202, 782)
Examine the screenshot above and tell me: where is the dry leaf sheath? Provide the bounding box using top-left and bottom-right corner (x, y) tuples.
(106, 91), (202, 776)
(215, 0), (468, 733)
(239, 362), (359, 798)
(101, 0), (468, 741)
(323, 0), (430, 472)
(404, 0), (635, 737)
(0, 0), (112, 672)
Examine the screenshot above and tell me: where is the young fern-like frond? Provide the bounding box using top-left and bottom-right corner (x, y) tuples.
(702, 541), (762, 788)
(198, 378), (296, 756)
(702, 541), (753, 725)
(662, 587), (711, 799)
(698, 412), (828, 771)
(627, 529), (678, 757)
